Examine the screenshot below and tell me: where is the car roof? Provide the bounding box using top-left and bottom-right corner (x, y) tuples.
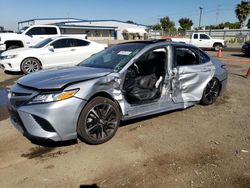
(118, 40), (198, 49)
(49, 36), (89, 41)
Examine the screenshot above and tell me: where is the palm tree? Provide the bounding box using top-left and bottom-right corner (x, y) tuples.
(235, 1), (250, 28)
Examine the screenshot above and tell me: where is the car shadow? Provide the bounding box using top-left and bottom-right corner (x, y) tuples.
(79, 184), (99, 188)
(4, 70), (23, 75)
(30, 139), (78, 148)
(231, 54), (248, 58)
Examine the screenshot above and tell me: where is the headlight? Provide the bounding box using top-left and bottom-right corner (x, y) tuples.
(28, 89), (79, 104)
(1, 55), (18, 59)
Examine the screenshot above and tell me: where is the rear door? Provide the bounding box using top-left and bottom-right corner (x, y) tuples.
(171, 46), (215, 103)
(69, 39), (94, 64)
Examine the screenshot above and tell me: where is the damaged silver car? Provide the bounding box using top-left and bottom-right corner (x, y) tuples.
(8, 40), (227, 145)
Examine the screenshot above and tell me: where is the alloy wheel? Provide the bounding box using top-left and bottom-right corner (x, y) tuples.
(85, 103), (118, 141)
(22, 59), (40, 74)
(204, 79), (220, 104)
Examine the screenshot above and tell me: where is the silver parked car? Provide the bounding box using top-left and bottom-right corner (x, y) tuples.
(8, 40), (227, 145)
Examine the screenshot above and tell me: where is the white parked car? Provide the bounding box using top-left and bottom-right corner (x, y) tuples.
(0, 36), (107, 74)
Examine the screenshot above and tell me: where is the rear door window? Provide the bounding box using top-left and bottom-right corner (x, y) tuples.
(200, 34), (210, 39)
(44, 27), (57, 35)
(72, 39), (90, 47)
(51, 39), (72, 49)
(175, 47), (209, 66)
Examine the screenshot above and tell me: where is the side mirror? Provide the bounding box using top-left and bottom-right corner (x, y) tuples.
(48, 45), (54, 52)
(26, 33), (33, 38)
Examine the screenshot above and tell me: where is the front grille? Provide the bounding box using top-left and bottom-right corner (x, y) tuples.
(10, 100), (27, 108)
(8, 107), (26, 131)
(9, 85), (37, 108)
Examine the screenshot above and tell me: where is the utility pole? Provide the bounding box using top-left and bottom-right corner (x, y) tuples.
(198, 7), (203, 29)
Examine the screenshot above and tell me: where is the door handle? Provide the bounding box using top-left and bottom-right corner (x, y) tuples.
(201, 68), (211, 72)
(70, 49), (76, 51)
(39, 37), (44, 39)
(199, 39), (202, 41)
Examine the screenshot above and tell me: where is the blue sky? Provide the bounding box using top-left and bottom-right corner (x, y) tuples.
(0, 0), (245, 30)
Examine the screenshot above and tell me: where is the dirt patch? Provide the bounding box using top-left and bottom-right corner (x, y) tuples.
(21, 147), (67, 160)
(233, 175), (250, 188)
(226, 64), (242, 68)
(0, 77), (20, 88)
(215, 94), (231, 105)
(0, 107), (9, 121)
(92, 149), (223, 187)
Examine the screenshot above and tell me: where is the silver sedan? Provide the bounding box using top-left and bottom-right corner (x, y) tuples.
(8, 41), (227, 145)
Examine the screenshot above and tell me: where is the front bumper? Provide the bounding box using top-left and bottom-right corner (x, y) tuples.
(9, 97), (87, 142)
(0, 58), (21, 72)
(0, 43), (6, 51)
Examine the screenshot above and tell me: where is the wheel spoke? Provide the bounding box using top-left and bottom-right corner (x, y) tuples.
(103, 105), (111, 118)
(90, 108), (100, 119)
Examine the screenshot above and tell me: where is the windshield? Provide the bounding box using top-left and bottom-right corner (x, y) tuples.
(17, 26), (29, 34)
(79, 43), (145, 72)
(32, 38), (53, 48)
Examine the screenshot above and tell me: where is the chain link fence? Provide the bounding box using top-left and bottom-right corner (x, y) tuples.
(149, 29), (250, 44)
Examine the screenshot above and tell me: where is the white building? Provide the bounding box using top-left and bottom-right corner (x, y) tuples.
(18, 18), (148, 40)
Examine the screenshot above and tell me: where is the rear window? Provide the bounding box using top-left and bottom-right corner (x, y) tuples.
(72, 39), (90, 47)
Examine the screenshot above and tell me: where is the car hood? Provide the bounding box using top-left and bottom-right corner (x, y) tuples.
(17, 66), (112, 90)
(1, 47), (37, 56)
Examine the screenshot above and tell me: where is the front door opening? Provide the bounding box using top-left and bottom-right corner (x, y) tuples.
(123, 48), (166, 104)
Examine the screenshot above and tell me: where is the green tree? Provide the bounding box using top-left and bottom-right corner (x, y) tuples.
(235, 1), (250, 27)
(151, 24), (162, 30)
(160, 16), (175, 31)
(178, 17), (193, 30)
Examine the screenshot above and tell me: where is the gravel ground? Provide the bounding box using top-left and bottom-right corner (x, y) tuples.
(0, 51), (249, 188)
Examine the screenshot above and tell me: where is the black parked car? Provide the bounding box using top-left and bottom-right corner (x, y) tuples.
(242, 40), (250, 57)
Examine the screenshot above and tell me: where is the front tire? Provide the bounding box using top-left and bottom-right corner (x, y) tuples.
(201, 78), (220, 105)
(21, 58), (42, 74)
(77, 97), (121, 145)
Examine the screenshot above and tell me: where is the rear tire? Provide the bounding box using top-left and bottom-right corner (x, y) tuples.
(77, 97), (121, 145)
(21, 58), (42, 74)
(201, 78), (220, 105)
(214, 44), (222, 51)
